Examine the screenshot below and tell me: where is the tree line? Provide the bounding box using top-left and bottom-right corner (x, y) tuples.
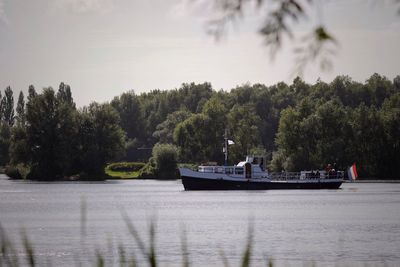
(0, 73), (399, 180)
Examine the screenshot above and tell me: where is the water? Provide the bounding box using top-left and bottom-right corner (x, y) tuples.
(1, 174), (400, 267)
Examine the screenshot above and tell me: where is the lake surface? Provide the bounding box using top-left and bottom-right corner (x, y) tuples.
(1, 174), (400, 267)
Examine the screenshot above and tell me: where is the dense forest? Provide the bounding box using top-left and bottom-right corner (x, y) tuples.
(0, 73), (399, 180)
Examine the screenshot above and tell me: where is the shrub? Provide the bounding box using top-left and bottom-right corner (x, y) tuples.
(152, 143), (179, 179)
(138, 158), (157, 179)
(5, 164), (30, 180)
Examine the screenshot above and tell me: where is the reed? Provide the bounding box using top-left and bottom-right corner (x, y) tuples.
(0, 218), (263, 267)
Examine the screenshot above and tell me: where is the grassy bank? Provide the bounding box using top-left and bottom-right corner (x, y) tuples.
(105, 162), (145, 179)
(104, 162), (197, 180)
(105, 169), (141, 179)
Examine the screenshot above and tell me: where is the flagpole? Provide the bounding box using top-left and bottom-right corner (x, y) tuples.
(224, 129), (228, 166)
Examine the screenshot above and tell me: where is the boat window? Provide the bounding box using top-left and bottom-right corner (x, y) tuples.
(225, 168), (234, 174)
(235, 168), (244, 175)
(215, 167), (224, 173)
(199, 166), (214, 173)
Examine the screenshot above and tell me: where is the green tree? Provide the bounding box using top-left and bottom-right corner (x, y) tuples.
(202, 97), (228, 161)
(24, 85), (78, 179)
(15, 91), (25, 126)
(111, 91), (144, 141)
(26, 88), (62, 179)
(364, 73), (394, 107)
(57, 82), (75, 107)
(28, 85), (37, 101)
(0, 122), (11, 165)
(180, 82), (214, 113)
(78, 103), (126, 177)
(394, 75), (400, 91)
(55, 83), (79, 175)
(9, 125), (29, 165)
(272, 98), (351, 171)
(2, 87), (15, 126)
(227, 104), (261, 163)
(174, 114), (212, 162)
(0, 90), (2, 121)
(379, 93), (400, 178)
(153, 109), (192, 144)
(349, 104), (385, 177)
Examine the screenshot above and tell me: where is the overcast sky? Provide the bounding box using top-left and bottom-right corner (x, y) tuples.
(0, 0), (399, 106)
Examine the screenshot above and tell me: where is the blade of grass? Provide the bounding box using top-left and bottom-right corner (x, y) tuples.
(219, 250), (230, 267)
(0, 223), (19, 267)
(121, 211), (158, 267)
(121, 211), (147, 257)
(95, 250), (104, 267)
(118, 243), (126, 267)
(180, 226), (189, 267)
(240, 223), (254, 267)
(21, 229), (35, 267)
(148, 221), (157, 267)
(80, 196), (87, 239)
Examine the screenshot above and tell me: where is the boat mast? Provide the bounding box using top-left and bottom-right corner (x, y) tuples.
(224, 128), (228, 166)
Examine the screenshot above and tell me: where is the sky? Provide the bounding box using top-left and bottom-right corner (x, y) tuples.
(0, 0), (399, 106)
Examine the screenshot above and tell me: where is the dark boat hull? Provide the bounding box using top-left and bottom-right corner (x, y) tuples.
(181, 176), (342, 190)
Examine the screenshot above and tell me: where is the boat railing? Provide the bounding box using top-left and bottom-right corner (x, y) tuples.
(269, 171), (344, 181)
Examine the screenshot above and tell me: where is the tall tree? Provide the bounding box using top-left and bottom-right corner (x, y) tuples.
(57, 82), (75, 107)
(2, 87), (14, 126)
(0, 122), (11, 165)
(55, 84), (79, 175)
(111, 91), (144, 140)
(28, 85), (37, 101)
(26, 88), (59, 179)
(0, 90), (2, 121)
(227, 104), (262, 163)
(77, 103), (126, 177)
(174, 114), (212, 162)
(379, 93), (400, 178)
(202, 97), (228, 161)
(80, 103), (125, 175)
(16, 91), (25, 126)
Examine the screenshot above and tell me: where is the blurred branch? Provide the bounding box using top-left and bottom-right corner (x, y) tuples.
(205, 0), (312, 54)
(259, 0), (310, 58)
(202, 0), (340, 75)
(292, 26), (338, 77)
(397, 0), (400, 14)
(206, 0), (246, 40)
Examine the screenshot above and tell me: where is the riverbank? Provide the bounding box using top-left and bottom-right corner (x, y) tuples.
(350, 179), (400, 183)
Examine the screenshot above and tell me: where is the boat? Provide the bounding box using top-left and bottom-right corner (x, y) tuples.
(179, 156), (344, 190)
(179, 130), (344, 190)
